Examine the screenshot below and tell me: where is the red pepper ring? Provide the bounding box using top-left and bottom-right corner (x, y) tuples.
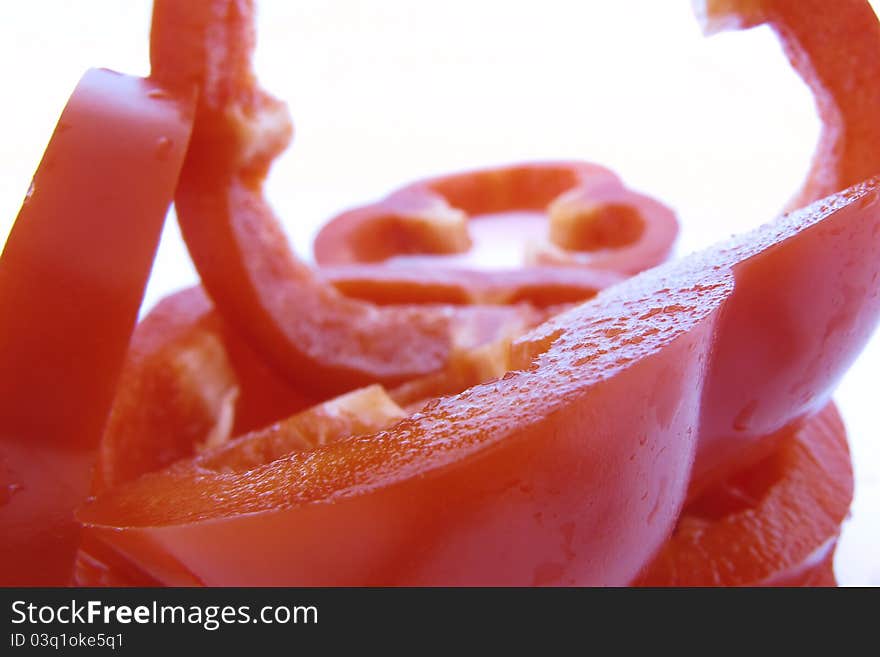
(0, 69), (194, 585)
(527, 178), (680, 275)
(149, 0), (539, 396)
(313, 161), (679, 277)
(636, 402), (853, 587)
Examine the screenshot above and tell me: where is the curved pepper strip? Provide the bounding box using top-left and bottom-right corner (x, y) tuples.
(149, 0), (533, 395)
(77, 287), (317, 585)
(75, 384), (405, 586)
(691, 185), (880, 495)
(320, 263), (624, 309)
(80, 267), (728, 585)
(636, 402), (852, 586)
(91, 287), (317, 496)
(92, 288), (238, 495)
(313, 161), (678, 279)
(696, 0), (880, 209)
(81, 173), (880, 585)
(0, 70), (193, 584)
(689, 0), (880, 495)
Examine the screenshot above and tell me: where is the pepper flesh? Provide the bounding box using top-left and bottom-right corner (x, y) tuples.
(4, 0), (879, 587)
(636, 402), (852, 586)
(80, 176), (880, 585)
(313, 161), (677, 277)
(313, 162), (676, 307)
(80, 267), (729, 585)
(689, 0), (880, 495)
(696, 0), (880, 209)
(321, 263), (624, 309)
(149, 0), (535, 395)
(0, 70), (193, 585)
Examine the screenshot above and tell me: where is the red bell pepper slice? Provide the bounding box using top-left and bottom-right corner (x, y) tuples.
(7, 0), (878, 587)
(78, 287), (319, 585)
(92, 286), (325, 495)
(149, 0), (535, 395)
(0, 69), (193, 584)
(320, 263), (623, 308)
(313, 162), (676, 309)
(689, 0), (880, 495)
(75, 383), (405, 586)
(80, 173), (880, 584)
(696, 0), (880, 209)
(313, 161), (670, 308)
(691, 186), (880, 495)
(313, 161), (678, 277)
(636, 402), (852, 586)
(79, 266), (729, 585)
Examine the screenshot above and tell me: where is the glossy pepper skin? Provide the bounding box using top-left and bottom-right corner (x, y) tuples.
(73, 0), (880, 587)
(80, 176), (880, 585)
(0, 70), (193, 585)
(696, 0), (880, 210)
(688, 0), (880, 496)
(148, 0), (535, 396)
(5, 0), (880, 587)
(80, 269), (728, 586)
(637, 402), (852, 586)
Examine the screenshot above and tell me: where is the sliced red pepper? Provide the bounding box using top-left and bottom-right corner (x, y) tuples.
(527, 177), (678, 273)
(689, 0), (880, 495)
(313, 162), (677, 301)
(79, 265), (729, 585)
(75, 383), (403, 586)
(0, 69), (193, 584)
(320, 263), (624, 309)
(148, 0), (534, 395)
(196, 384), (407, 472)
(93, 286), (321, 495)
(79, 287), (314, 585)
(80, 172), (880, 585)
(92, 287), (237, 494)
(636, 402), (852, 586)
(696, 0), (880, 209)
(692, 186), (880, 495)
(11, 0), (877, 588)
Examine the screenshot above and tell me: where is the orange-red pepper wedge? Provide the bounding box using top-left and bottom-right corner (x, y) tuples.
(80, 175), (880, 585)
(149, 0), (536, 395)
(0, 69), (193, 585)
(696, 0), (880, 209)
(313, 161), (678, 277)
(636, 402), (852, 586)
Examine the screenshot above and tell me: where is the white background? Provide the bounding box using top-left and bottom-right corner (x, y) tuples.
(0, 0), (877, 584)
